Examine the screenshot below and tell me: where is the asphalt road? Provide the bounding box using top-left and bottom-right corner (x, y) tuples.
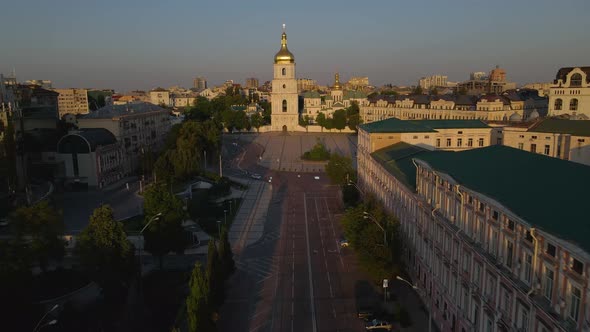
(219, 134), (371, 332)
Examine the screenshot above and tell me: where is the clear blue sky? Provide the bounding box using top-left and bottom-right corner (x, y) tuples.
(1, 0), (589, 92)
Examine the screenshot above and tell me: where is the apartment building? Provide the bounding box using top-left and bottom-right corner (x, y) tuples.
(419, 75), (449, 90)
(54, 88), (89, 117)
(503, 118), (590, 166)
(358, 139), (590, 332)
(149, 88), (170, 107)
(548, 67), (590, 119)
(77, 102), (171, 175)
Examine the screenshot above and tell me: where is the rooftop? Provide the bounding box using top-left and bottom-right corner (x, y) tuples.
(79, 102), (168, 119)
(371, 142), (432, 190)
(529, 118), (590, 137)
(414, 145), (590, 253)
(358, 117), (489, 134)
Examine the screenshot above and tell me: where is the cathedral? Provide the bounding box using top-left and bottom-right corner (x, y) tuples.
(270, 26), (301, 132)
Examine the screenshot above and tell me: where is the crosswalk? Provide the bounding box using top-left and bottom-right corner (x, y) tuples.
(235, 256), (279, 283)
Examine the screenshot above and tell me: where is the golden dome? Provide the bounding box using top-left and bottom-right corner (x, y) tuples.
(274, 32), (295, 64)
(332, 73), (342, 90)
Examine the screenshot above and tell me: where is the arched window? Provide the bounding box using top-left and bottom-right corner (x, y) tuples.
(570, 98), (578, 111)
(282, 68), (286, 76)
(570, 73), (583, 87)
(282, 100), (287, 112)
(554, 98), (562, 111)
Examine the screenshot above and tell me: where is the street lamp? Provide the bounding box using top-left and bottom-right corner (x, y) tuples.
(33, 304), (59, 332)
(138, 213), (162, 285)
(363, 212), (387, 245)
(216, 220), (222, 236)
(223, 209), (227, 225)
(396, 276), (432, 332)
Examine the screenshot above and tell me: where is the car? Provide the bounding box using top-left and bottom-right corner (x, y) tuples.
(339, 238), (349, 248)
(365, 319), (392, 330)
(250, 173), (262, 180)
(314, 176), (320, 180)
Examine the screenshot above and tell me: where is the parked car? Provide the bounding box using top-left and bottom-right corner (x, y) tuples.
(339, 238), (349, 248)
(365, 319), (392, 330)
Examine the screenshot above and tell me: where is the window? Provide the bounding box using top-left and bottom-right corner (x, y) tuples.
(554, 98), (562, 111)
(572, 258), (583, 275)
(518, 305), (529, 331)
(478, 138), (484, 147)
(474, 263), (481, 287)
(413, 135), (418, 139)
(530, 143), (537, 153)
(500, 287), (510, 313)
(569, 285), (581, 322)
(570, 73), (582, 87)
(281, 68), (286, 76)
(506, 241), (514, 268)
(425, 135), (430, 139)
(492, 211), (499, 220)
(546, 243), (556, 257)
(458, 131), (463, 134)
(496, 138), (502, 145)
(282, 99), (287, 112)
(544, 267), (554, 301)
(524, 253), (533, 284)
(468, 138), (473, 147)
(457, 138), (462, 147)
(518, 143), (524, 150)
(282, 84), (286, 89)
(436, 139), (441, 147)
(570, 98), (578, 111)
(544, 145), (550, 155)
(446, 138), (452, 147)
(478, 202), (485, 212)
(525, 231), (533, 242)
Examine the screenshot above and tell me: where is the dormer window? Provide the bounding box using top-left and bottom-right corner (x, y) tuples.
(570, 73), (582, 87)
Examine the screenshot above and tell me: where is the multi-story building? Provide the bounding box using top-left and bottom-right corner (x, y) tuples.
(302, 73), (368, 119)
(345, 76), (370, 90)
(419, 75), (449, 90)
(458, 66), (516, 95)
(25, 80), (53, 89)
(53, 88), (89, 117)
(56, 128), (123, 188)
(297, 78), (317, 92)
(193, 76), (207, 91)
(245, 77), (259, 89)
(503, 118), (590, 166)
(358, 139), (590, 332)
(149, 88), (170, 107)
(548, 67), (590, 119)
(77, 102), (171, 175)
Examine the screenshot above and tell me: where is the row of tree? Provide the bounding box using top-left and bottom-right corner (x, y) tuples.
(300, 101), (361, 132)
(185, 228), (234, 332)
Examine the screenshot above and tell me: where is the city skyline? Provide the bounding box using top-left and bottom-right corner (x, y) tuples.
(1, 0), (589, 91)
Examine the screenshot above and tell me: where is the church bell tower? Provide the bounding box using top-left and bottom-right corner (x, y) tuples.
(271, 24), (299, 132)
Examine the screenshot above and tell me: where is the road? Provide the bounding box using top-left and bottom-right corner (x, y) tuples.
(219, 134), (372, 332)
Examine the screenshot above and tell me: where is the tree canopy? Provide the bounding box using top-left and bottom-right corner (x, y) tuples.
(325, 153), (356, 186)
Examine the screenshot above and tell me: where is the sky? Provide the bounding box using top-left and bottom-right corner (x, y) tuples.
(1, 0), (589, 92)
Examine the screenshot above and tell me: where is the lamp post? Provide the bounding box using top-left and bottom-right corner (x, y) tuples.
(223, 209), (227, 225)
(139, 213), (162, 286)
(33, 304), (59, 332)
(396, 276), (432, 332)
(216, 220), (222, 236)
(363, 212), (387, 245)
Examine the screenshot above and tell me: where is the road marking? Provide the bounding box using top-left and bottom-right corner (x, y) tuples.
(324, 197), (345, 269)
(303, 193), (318, 332)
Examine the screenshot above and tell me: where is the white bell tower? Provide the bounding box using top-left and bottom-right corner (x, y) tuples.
(271, 24), (299, 132)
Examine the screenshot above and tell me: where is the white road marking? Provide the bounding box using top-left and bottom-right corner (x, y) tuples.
(324, 197), (345, 269)
(303, 193), (318, 332)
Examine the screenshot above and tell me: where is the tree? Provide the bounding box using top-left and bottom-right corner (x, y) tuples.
(299, 115), (310, 129)
(143, 184), (187, 269)
(154, 150), (175, 184)
(0, 239), (33, 327)
(218, 226), (235, 279)
(430, 87), (439, 95)
(221, 109), (235, 132)
(324, 117), (334, 130)
(75, 205), (135, 301)
(250, 112), (263, 132)
(302, 138), (331, 161)
(233, 110), (248, 131)
(346, 101), (360, 117)
(412, 85), (423, 95)
(315, 113), (326, 130)
(347, 113), (360, 131)
(12, 200), (65, 272)
(259, 101), (271, 124)
(186, 262), (215, 332)
(325, 154), (356, 186)
(206, 240), (223, 308)
(1, 114), (17, 192)
(332, 109), (347, 131)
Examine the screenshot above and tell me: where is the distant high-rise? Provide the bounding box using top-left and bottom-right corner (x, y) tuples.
(297, 78), (317, 91)
(53, 88), (89, 117)
(418, 75), (448, 90)
(346, 76), (369, 90)
(193, 77), (207, 91)
(25, 80), (53, 89)
(245, 77), (259, 89)
(470, 71), (487, 80)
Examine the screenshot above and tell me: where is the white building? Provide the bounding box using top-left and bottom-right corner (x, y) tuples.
(548, 67), (590, 119)
(270, 27), (300, 132)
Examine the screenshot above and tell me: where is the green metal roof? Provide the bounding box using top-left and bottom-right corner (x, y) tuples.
(370, 142), (433, 190)
(302, 91), (321, 98)
(529, 118), (590, 137)
(359, 118), (489, 134)
(415, 145), (590, 253)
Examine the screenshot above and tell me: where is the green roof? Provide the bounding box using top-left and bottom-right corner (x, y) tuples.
(359, 117), (489, 134)
(415, 145), (590, 253)
(371, 143), (433, 190)
(529, 118), (590, 137)
(344, 90), (368, 99)
(302, 91), (321, 98)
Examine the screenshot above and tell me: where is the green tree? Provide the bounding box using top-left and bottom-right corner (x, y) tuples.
(250, 112), (263, 132)
(221, 109), (235, 132)
(413, 85), (423, 95)
(186, 262), (215, 332)
(259, 101), (271, 124)
(12, 200), (65, 272)
(143, 184), (187, 269)
(324, 117), (334, 130)
(430, 87), (439, 95)
(206, 240), (223, 308)
(154, 150), (175, 184)
(0, 239), (33, 329)
(302, 138), (331, 161)
(75, 205), (135, 300)
(164, 123), (183, 150)
(325, 154), (356, 186)
(332, 109), (347, 131)
(315, 113), (326, 130)
(347, 113), (360, 131)
(299, 115), (310, 129)
(233, 110), (248, 131)
(218, 226), (235, 279)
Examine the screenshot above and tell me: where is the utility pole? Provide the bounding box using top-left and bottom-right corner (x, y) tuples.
(219, 154), (222, 178)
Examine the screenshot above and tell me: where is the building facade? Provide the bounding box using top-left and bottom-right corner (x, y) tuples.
(149, 88), (171, 107)
(77, 102), (171, 175)
(193, 76), (207, 91)
(548, 67), (590, 119)
(297, 78), (317, 92)
(270, 28), (300, 131)
(357, 140), (590, 332)
(245, 77), (259, 89)
(419, 75), (449, 90)
(53, 88), (89, 117)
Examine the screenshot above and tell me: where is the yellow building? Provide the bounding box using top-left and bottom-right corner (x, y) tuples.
(548, 67), (590, 119)
(53, 88), (89, 117)
(149, 88), (170, 107)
